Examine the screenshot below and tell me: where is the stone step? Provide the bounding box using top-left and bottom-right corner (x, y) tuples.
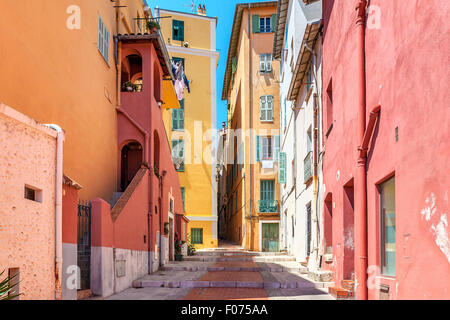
(183, 256), (296, 262)
(195, 251), (288, 256)
(307, 270), (334, 282)
(161, 265), (308, 273)
(328, 286), (354, 300)
(133, 279), (333, 290)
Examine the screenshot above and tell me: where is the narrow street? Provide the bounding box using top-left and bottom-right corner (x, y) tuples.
(107, 242), (333, 300)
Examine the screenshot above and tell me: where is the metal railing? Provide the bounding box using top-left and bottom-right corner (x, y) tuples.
(304, 151), (313, 183)
(259, 200), (279, 213)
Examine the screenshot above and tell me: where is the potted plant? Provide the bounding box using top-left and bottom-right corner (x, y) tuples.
(121, 81), (137, 92)
(186, 233), (196, 256)
(175, 238), (183, 261)
(146, 19), (160, 33)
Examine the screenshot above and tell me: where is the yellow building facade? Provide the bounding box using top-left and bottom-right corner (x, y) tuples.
(0, 0), (148, 201)
(222, 2), (280, 251)
(158, 8), (219, 249)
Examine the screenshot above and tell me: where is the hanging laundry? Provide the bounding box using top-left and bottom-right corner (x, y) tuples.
(171, 60), (191, 100)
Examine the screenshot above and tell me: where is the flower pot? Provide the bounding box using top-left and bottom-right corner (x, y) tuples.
(126, 86), (133, 92)
(175, 254), (183, 261)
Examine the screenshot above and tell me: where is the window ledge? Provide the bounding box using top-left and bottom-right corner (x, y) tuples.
(260, 120), (274, 123)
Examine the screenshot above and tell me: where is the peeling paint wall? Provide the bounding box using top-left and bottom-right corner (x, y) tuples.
(0, 104), (58, 300)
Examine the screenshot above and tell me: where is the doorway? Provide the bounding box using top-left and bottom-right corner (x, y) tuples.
(343, 180), (355, 280)
(121, 141), (143, 191)
(261, 222), (279, 252)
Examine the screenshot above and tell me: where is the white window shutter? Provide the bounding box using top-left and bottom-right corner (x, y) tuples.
(267, 55), (273, 72)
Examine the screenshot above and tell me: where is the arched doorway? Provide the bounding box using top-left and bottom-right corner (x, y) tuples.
(121, 141), (143, 191)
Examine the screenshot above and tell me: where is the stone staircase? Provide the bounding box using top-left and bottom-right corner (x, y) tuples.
(132, 248), (334, 294)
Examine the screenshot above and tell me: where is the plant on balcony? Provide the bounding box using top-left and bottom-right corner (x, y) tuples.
(0, 270), (21, 300)
(121, 81), (138, 92)
(146, 19), (160, 33)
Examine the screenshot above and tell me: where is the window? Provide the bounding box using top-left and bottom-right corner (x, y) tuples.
(191, 228), (203, 244)
(260, 180), (275, 202)
(172, 57), (185, 70)
(181, 187), (185, 211)
(259, 17), (271, 33)
(306, 203), (312, 256)
(306, 65), (313, 92)
(172, 140), (185, 172)
(326, 79), (333, 136)
(260, 95), (274, 122)
(98, 14), (110, 64)
(261, 137), (273, 160)
(169, 198), (174, 213)
(172, 20), (184, 41)
(172, 99), (185, 130)
(259, 54), (273, 73)
(24, 185), (42, 203)
(380, 176), (396, 276)
(256, 135), (280, 162)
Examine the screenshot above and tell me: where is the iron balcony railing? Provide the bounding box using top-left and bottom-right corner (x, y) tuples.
(304, 151), (313, 183)
(259, 200), (279, 213)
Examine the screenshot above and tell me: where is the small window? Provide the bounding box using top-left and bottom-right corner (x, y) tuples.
(191, 228), (203, 244)
(326, 79), (333, 136)
(172, 20), (185, 41)
(260, 95), (274, 121)
(259, 54), (273, 73)
(380, 176), (396, 276)
(24, 185), (42, 203)
(259, 17), (271, 33)
(98, 14), (110, 64)
(172, 140), (185, 172)
(181, 187), (185, 211)
(261, 137), (273, 160)
(172, 99), (185, 130)
(169, 198), (174, 213)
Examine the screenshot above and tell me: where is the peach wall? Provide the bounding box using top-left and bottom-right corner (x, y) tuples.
(0, 103), (58, 300)
(0, 0), (145, 201)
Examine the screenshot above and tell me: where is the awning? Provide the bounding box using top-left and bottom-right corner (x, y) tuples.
(162, 80), (180, 109)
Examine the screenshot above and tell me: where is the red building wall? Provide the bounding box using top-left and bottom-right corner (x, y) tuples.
(322, 0), (450, 299)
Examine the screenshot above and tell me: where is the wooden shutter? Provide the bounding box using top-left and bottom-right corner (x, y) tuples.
(271, 14), (278, 32)
(256, 136), (261, 162)
(259, 55), (266, 73)
(274, 135), (280, 162)
(104, 25), (109, 63)
(267, 96), (273, 121)
(98, 16), (103, 54)
(252, 15), (260, 33)
(260, 96), (267, 121)
(279, 152), (286, 184)
(267, 55), (273, 72)
(232, 56), (237, 74)
(181, 187), (185, 211)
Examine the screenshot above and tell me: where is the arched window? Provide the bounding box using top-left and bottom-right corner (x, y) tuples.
(121, 53), (143, 92)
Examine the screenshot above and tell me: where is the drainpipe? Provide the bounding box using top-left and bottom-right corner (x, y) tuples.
(355, 0), (368, 300)
(247, 4), (253, 251)
(45, 124), (64, 300)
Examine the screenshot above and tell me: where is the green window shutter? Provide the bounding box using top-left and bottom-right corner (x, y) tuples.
(232, 56), (237, 74)
(268, 95), (274, 121)
(172, 109), (178, 130)
(256, 136), (261, 162)
(172, 100), (185, 130)
(173, 20), (185, 41)
(271, 14), (278, 32)
(98, 15), (103, 54)
(181, 187), (185, 211)
(279, 152), (286, 184)
(252, 15), (260, 33)
(275, 135), (280, 162)
(191, 228), (203, 244)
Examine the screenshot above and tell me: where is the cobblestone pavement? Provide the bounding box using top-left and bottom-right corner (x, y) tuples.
(107, 242), (333, 300)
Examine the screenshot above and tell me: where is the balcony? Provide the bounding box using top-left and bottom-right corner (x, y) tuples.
(259, 200), (279, 213)
(304, 151), (313, 184)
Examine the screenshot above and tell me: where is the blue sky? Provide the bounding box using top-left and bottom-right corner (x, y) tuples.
(148, 0), (265, 128)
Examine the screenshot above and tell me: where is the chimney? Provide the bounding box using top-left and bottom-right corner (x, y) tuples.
(197, 4), (206, 16)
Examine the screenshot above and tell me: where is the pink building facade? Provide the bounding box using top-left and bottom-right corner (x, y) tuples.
(90, 33), (186, 297)
(322, 0), (450, 299)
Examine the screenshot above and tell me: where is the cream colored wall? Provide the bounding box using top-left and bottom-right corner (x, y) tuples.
(0, 0), (144, 201)
(0, 104), (58, 300)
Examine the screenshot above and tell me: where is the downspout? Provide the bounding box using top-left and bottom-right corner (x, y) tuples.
(355, 0), (368, 300)
(247, 4), (253, 251)
(45, 124), (64, 300)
